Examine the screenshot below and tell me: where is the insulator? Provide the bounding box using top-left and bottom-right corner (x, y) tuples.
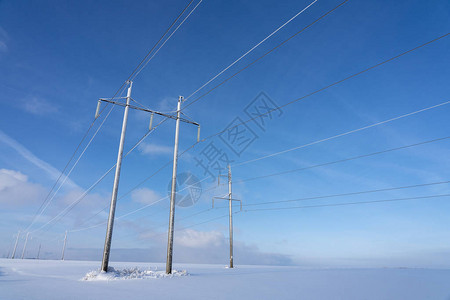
(95, 100), (101, 119)
(149, 113), (154, 130)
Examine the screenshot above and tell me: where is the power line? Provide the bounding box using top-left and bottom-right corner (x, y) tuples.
(70, 27), (450, 240)
(25, 0), (197, 232)
(127, 0), (195, 81)
(30, 119), (97, 223)
(34, 4), (449, 246)
(162, 32), (450, 170)
(112, 190), (235, 242)
(243, 193), (450, 212)
(31, 12), (211, 232)
(30, 118), (169, 235)
(69, 176), (220, 233)
(70, 3), (450, 234)
(184, 0), (318, 101)
(184, 32), (450, 143)
(103, 1), (349, 192)
(233, 102), (450, 168)
(116, 175), (213, 220)
(100, 2), (204, 271)
(235, 135), (450, 183)
(183, 0), (350, 110)
(72, 159), (173, 230)
(242, 180), (450, 207)
(131, 0), (203, 81)
(85, 192), (450, 244)
(68, 126), (199, 232)
(82, 190), (226, 244)
(24, 85), (128, 232)
(148, 99), (450, 223)
(130, 210), (235, 242)
(26, 104), (117, 232)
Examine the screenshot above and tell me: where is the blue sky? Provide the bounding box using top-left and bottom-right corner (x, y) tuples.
(0, 0), (449, 267)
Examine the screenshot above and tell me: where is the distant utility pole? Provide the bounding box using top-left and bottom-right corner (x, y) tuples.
(11, 230), (20, 259)
(37, 243), (41, 260)
(213, 165), (242, 268)
(6, 238), (14, 259)
(21, 232), (30, 259)
(97, 83), (200, 273)
(166, 96), (200, 274)
(61, 231), (68, 260)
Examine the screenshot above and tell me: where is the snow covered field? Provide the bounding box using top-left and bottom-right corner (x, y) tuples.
(1, 258), (450, 300)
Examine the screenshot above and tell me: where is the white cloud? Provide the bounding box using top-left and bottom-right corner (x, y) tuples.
(138, 143), (173, 156)
(0, 169), (46, 206)
(0, 130), (78, 189)
(0, 26), (8, 53)
(125, 227), (293, 265)
(21, 97), (58, 115)
(131, 188), (163, 204)
(0, 41), (7, 53)
(157, 97), (177, 112)
(176, 229), (224, 248)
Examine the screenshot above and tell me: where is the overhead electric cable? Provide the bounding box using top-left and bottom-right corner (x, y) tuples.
(242, 180), (450, 207)
(25, 0), (196, 232)
(127, 0), (195, 81)
(25, 83), (129, 232)
(30, 118), (169, 235)
(183, 0), (351, 109)
(87, 31), (450, 235)
(78, 4), (450, 227)
(235, 135), (450, 183)
(233, 102), (450, 168)
(69, 175), (219, 233)
(131, 0), (203, 80)
(184, 0), (318, 101)
(243, 194), (450, 212)
(182, 32), (450, 148)
(27, 104), (117, 231)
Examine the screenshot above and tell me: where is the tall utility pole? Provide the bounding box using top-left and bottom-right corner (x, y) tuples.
(166, 96), (182, 275)
(61, 231), (68, 260)
(96, 85), (199, 273)
(21, 232), (30, 259)
(11, 230), (20, 259)
(101, 81), (133, 272)
(165, 96), (200, 274)
(213, 165), (242, 268)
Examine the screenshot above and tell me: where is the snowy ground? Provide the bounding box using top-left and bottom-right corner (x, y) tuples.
(1, 259), (450, 300)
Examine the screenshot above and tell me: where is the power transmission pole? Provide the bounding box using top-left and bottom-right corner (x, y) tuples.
(213, 165), (242, 268)
(96, 85), (199, 273)
(227, 165), (233, 268)
(61, 231), (67, 260)
(101, 81), (133, 272)
(166, 96), (182, 274)
(37, 243), (41, 260)
(11, 231), (20, 259)
(21, 232), (30, 259)
(164, 96), (200, 274)
(6, 238), (14, 259)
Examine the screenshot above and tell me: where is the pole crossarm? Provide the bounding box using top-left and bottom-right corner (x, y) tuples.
(98, 97), (128, 100)
(98, 98), (199, 126)
(212, 197), (243, 211)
